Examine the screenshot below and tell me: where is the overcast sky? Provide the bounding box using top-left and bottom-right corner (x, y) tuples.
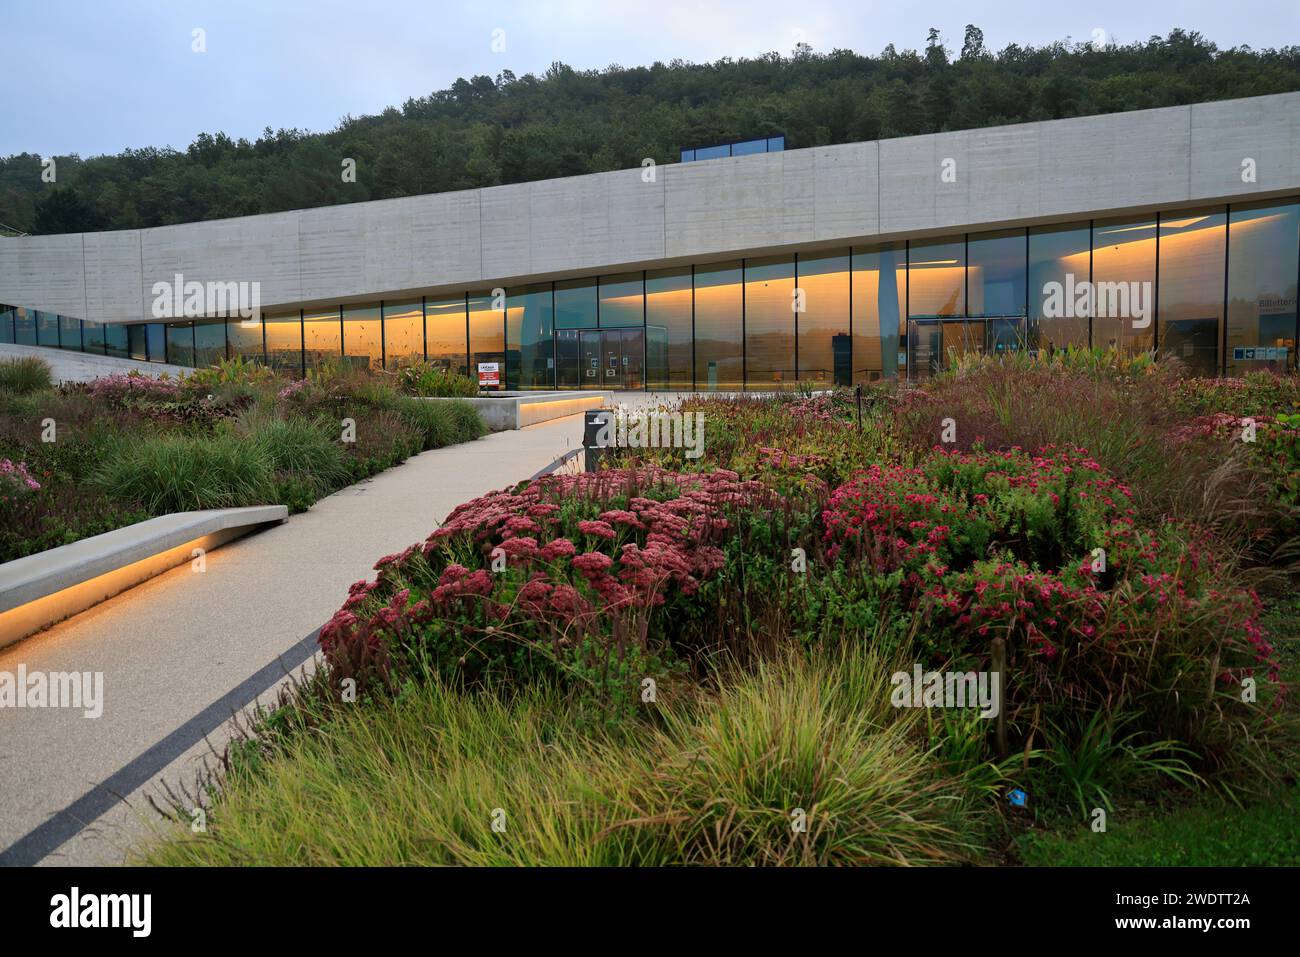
(2, 0), (1296, 158)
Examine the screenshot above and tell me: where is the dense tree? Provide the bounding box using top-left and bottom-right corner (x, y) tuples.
(2, 28), (1297, 235)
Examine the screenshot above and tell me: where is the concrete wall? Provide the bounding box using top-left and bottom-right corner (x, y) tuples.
(3, 92), (1298, 325)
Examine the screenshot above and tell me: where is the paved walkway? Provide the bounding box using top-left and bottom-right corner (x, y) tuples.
(0, 413), (584, 865)
(0, 342), (190, 383)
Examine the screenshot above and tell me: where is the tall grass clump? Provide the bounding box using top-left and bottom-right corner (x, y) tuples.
(240, 409), (350, 491)
(94, 432), (272, 513)
(0, 356), (53, 395)
(132, 643), (988, 866)
(393, 396), (486, 448)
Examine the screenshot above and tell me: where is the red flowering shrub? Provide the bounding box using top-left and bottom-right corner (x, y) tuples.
(819, 444), (1284, 771)
(317, 467), (801, 716)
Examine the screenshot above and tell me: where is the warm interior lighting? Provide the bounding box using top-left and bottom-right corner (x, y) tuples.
(0, 529), (248, 649)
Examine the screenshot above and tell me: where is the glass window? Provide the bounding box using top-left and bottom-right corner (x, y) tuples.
(382, 301), (424, 369)
(1226, 200), (1299, 376)
(1092, 217), (1157, 356)
(731, 139), (766, 157)
(104, 322), (129, 358)
(36, 311), (60, 348)
(694, 261), (743, 391)
(506, 284), (554, 390)
(166, 321), (195, 367)
(645, 268), (693, 390)
(426, 296), (468, 375)
(1028, 223), (1091, 351)
(908, 238), (965, 318)
(146, 323), (166, 362)
(744, 256), (795, 390)
(1158, 209), (1226, 377)
(555, 279), (597, 329)
(468, 292), (505, 390)
(342, 304), (382, 371)
(798, 253), (850, 385)
(599, 273), (643, 328)
(303, 307), (341, 373)
(851, 243), (906, 381)
(58, 314), (82, 350)
(266, 310), (304, 375)
(194, 320), (226, 366)
(80, 319), (103, 353)
(680, 149), (695, 163)
(128, 324), (148, 361)
(696, 144), (730, 161)
(0, 307), (13, 345)
(968, 229), (1026, 318)
(226, 317), (264, 365)
(14, 308), (36, 346)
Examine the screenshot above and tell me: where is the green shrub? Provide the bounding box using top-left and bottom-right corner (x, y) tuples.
(397, 361), (479, 397)
(0, 356), (53, 395)
(242, 411), (350, 492)
(186, 355), (277, 390)
(392, 396), (486, 449)
(93, 432), (273, 513)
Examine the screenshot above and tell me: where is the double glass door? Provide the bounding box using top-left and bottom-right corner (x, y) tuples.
(559, 328), (644, 389)
(907, 317), (1027, 379)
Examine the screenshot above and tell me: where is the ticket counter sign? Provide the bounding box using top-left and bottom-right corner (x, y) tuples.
(477, 362), (500, 388)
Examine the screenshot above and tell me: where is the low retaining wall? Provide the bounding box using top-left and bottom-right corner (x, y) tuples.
(0, 505), (288, 648)
(421, 391), (613, 430)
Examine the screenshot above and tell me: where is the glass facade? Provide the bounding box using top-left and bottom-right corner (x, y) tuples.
(967, 229), (1026, 318)
(58, 313), (82, 350)
(908, 238), (965, 318)
(166, 321), (195, 367)
(36, 311), (60, 348)
(1092, 216), (1157, 356)
(227, 316), (263, 365)
(382, 301), (424, 370)
(468, 293), (505, 389)
(1158, 210), (1226, 377)
(194, 319), (226, 366)
(598, 273), (643, 328)
(744, 257), (795, 390)
(1226, 201), (1299, 376)
(303, 307), (342, 373)
(798, 253), (851, 385)
(5, 198), (1296, 386)
(1028, 222), (1091, 351)
(266, 310), (304, 375)
(506, 284), (554, 390)
(645, 268), (693, 390)
(851, 243), (906, 381)
(82, 319), (105, 353)
(694, 261), (743, 390)
(426, 296), (468, 374)
(342, 304), (382, 371)
(104, 322), (129, 358)
(14, 308), (35, 345)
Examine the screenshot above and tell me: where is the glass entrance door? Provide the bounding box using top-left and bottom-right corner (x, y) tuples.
(578, 328), (645, 389)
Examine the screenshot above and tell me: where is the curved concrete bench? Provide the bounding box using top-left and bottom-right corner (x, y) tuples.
(420, 391), (613, 431)
(0, 505), (287, 648)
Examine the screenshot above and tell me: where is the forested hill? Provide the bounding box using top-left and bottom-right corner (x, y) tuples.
(4, 26), (1299, 236)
